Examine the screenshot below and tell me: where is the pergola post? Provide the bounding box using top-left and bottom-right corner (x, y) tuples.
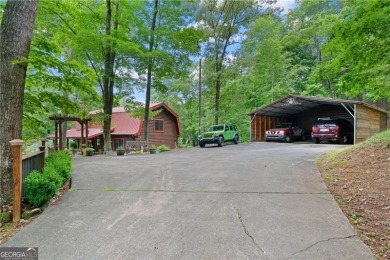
(85, 120), (89, 148)
(81, 122), (84, 154)
(58, 119), (63, 150)
(49, 115), (92, 153)
(54, 121), (58, 150)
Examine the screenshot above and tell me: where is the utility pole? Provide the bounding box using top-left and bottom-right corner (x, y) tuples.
(198, 57), (202, 136)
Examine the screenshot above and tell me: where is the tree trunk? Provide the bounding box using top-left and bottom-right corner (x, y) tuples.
(102, 0), (118, 153)
(214, 73), (221, 125)
(143, 0), (159, 143)
(0, 0), (38, 206)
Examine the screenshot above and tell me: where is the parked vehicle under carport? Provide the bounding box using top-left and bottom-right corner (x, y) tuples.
(311, 118), (354, 144)
(265, 123), (310, 142)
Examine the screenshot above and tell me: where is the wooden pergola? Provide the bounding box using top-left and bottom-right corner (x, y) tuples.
(48, 115), (92, 151)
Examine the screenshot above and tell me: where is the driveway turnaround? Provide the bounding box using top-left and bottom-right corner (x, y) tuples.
(4, 142), (374, 259)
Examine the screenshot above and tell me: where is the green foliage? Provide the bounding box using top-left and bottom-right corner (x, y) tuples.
(25, 150), (73, 206)
(70, 142), (78, 149)
(359, 129), (390, 147)
(85, 147), (94, 155)
(321, 0), (390, 102)
(44, 150), (72, 184)
(156, 145), (170, 152)
(25, 170), (60, 207)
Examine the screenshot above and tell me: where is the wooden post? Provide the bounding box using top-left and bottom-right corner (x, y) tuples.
(54, 121), (58, 150)
(58, 120), (63, 150)
(10, 139), (24, 223)
(85, 120), (89, 148)
(39, 139), (46, 169)
(81, 122), (84, 155)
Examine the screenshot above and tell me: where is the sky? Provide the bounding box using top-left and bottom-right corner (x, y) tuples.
(133, 0), (297, 102)
(274, 0), (297, 15)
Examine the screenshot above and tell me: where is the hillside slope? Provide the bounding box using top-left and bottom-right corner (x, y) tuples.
(317, 130), (390, 259)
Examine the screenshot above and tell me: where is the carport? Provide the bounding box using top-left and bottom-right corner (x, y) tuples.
(249, 95), (389, 144)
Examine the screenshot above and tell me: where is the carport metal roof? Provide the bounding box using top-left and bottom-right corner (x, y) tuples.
(249, 95), (388, 117)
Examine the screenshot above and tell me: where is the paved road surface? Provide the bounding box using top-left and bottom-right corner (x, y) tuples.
(3, 142), (374, 259)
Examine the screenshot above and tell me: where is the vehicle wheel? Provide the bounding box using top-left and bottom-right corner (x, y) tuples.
(217, 136), (224, 147)
(314, 138), (320, 144)
(233, 135), (239, 144)
(199, 142), (205, 148)
(284, 135), (291, 143)
(339, 135), (348, 144)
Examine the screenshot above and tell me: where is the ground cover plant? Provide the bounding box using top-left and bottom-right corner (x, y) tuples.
(317, 130), (390, 259)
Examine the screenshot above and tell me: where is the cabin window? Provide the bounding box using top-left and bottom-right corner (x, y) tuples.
(155, 120), (164, 131)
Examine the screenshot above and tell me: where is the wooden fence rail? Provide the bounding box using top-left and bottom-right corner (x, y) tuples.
(22, 151), (45, 199)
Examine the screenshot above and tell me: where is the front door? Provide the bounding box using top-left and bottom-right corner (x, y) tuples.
(113, 139), (124, 151)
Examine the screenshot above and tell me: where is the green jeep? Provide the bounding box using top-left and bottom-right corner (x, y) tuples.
(198, 124), (239, 147)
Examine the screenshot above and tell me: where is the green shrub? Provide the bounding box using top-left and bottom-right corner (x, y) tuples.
(157, 145), (170, 152)
(43, 166), (63, 188)
(45, 150), (72, 184)
(85, 147), (94, 156)
(25, 171), (60, 207)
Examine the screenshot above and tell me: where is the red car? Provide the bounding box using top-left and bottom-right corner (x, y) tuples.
(311, 118), (353, 144)
(265, 123), (309, 142)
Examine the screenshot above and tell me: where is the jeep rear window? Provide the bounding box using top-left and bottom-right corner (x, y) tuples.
(208, 125), (224, 131)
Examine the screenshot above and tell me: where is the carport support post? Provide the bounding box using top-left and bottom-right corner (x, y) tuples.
(10, 139), (24, 223)
(249, 113), (257, 142)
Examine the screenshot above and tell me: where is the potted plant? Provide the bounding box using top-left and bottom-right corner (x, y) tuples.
(149, 145), (157, 154)
(70, 142), (78, 155)
(85, 147), (94, 156)
(116, 146), (125, 156)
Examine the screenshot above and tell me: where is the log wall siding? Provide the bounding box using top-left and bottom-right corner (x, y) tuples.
(146, 110), (178, 149)
(111, 135), (136, 150)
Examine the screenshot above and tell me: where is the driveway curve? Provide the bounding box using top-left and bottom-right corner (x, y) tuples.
(4, 142), (374, 259)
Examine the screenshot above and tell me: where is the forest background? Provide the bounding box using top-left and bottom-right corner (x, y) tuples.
(1, 0), (389, 145)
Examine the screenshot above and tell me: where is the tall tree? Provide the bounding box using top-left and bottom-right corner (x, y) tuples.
(321, 0), (390, 103)
(102, 0), (118, 152)
(243, 15), (292, 104)
(46, 0), (144, 152)
(283, 0), (341, 96)
(196, 0), (268, 124)
(131, 0), (201, 143)
(143, 0), (159, 143)
(0, 0), (38, 206)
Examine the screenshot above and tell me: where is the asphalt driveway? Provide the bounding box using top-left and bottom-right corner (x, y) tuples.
(3, 142), (374, 259)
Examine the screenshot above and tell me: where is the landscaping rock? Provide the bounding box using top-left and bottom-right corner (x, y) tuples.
(1, 211), (11, 223)
(21, 208), (42, 220)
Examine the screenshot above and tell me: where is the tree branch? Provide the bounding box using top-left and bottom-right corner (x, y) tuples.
(54, 11), (103, 91)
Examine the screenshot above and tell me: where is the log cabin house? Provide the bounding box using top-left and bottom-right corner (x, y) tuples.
(65, 103), (180, 151)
